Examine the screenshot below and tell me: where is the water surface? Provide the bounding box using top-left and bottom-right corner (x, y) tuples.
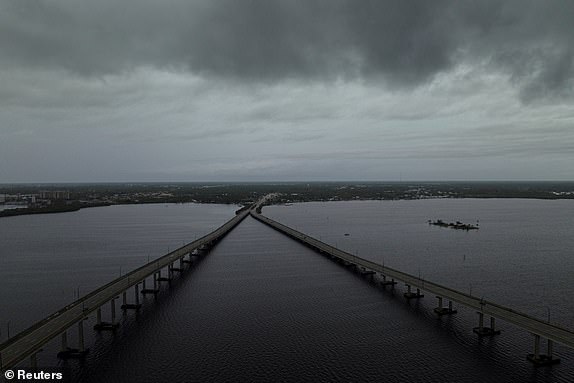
(265, 199), (574, 326)
(2, 200), (573, 382)
(0, 203), (238, 335)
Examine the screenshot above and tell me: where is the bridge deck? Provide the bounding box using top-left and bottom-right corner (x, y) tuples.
(250, 210), (574, 351)
(0, 209), (249, 371)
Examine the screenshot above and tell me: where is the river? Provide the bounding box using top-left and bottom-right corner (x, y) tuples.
(1, 199), (573, 382)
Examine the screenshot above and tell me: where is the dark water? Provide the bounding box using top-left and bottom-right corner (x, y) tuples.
(2, 200), (573, 382)
(266, 199), (574, 326)
(0, 203), (238, 334)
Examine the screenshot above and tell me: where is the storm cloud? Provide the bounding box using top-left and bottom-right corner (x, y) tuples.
(1, 1), (573, 182)
(2, 0), (574, 98)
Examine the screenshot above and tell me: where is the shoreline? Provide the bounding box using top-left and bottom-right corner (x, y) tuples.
(0, 203), (108, 218)
(1, 194), (573, 219)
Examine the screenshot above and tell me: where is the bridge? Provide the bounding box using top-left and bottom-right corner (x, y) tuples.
(0, 207), (250, 371)
(1, 195), (573, 371)
(249, 207), (574, 366)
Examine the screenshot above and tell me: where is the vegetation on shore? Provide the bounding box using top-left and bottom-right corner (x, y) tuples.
(0, 202), (111, 218)
(0, 181), (572, 219)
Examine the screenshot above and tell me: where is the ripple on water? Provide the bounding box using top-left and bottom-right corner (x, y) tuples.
(29, 212), (574, 382)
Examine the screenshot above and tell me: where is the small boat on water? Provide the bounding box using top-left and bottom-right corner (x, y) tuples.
(428, 219), (479, 230)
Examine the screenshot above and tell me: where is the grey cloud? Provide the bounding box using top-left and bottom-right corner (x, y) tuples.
(116, 125), (264, 143)
(517, 50), (574, 103)
(2, 0), (574, 183)
(461, 1), (574, 102)
(2, 1), (574, 99)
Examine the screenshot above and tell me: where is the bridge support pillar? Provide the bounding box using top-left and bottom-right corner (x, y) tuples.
(57, 320), (89, 359)
(94, 299), (120, 330)
(157, 268), (172, 282)
(473, 312), (500, 336)
(30, 352), (37, 369)
(121, 284), (142, 310)
(527, 335), (560, 366)
(170, 262), (183, 273)
(404, 284), (424, 299)
(61, 331), (68, 351)
(344, 261), (357, 269)
(142, 274), (160, 295)
(380, 275), (397, 287)
(179, 257), (184, 269)
(358, 268), (376, 278)
(78, 320), (85, 352)
(111, 298), (117, 325)
(434, 296), (457, 315)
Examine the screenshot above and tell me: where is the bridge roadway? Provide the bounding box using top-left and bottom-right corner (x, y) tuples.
(250, 209), (574, 360)
(0, 208), (250, 371)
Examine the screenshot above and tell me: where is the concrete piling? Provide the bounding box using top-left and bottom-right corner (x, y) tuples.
(57, 320), (89, 359)
(94, 299), (120, 330)
(434, 296), (457, 315)
(30, 353), (37, 369)
(527, 335), (560, 366)
(404, 284), (424, 299)
(134, 283), (140, 306)
(380, 275), (397, 287)
(78, 320), (84, 352)
(121, 284), (142, 310)
(111, 298), (117, 324)
(473, 312), (500, 336)
(61, 332), (67, 351)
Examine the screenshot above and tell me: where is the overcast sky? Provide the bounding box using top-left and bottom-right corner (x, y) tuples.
(1, 0), (573, 182)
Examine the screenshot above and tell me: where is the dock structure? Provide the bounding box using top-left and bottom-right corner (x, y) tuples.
(250, 207), (574, 366)
(0, 207), (251, 372)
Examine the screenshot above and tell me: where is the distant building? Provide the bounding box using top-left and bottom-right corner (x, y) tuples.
(39, 191), (71, 200)
(0, 194), (5, 203)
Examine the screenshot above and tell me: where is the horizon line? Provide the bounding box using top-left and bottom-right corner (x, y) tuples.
(1, 180), (573, 186)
